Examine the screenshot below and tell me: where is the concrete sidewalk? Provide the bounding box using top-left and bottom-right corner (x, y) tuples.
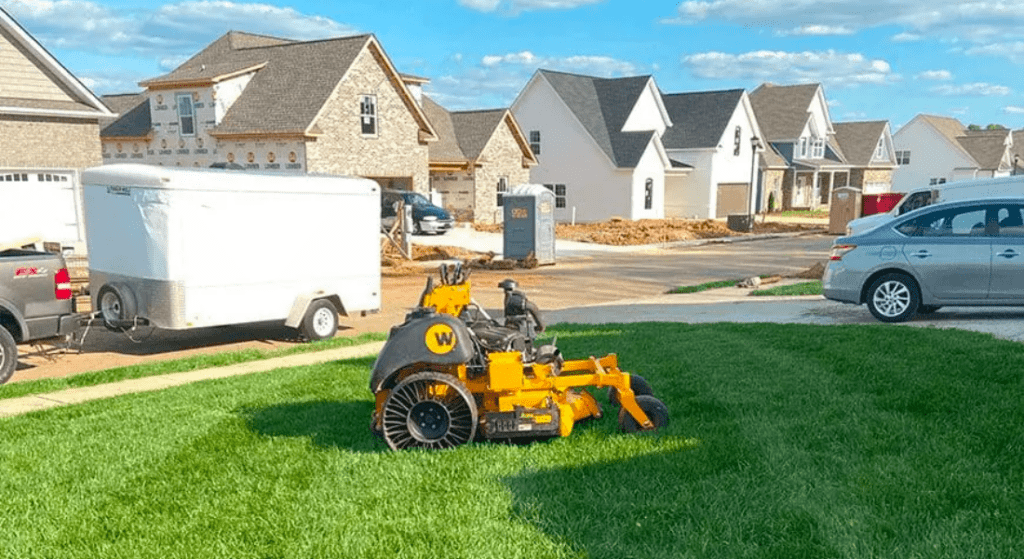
(0, 341), (385, 419)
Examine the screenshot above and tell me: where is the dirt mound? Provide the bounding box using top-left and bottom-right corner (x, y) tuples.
(789, 262), (826, 279)
(475, 217), (823, 246)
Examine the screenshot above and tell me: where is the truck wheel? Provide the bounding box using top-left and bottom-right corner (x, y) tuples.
(300, 299), (338, 341)
(97, 283), (137, 331)
(618, 395), (669, 433)
(0, 327), (16, 385)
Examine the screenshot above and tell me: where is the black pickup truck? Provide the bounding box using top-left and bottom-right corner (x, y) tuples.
(0, 249), (80, 384)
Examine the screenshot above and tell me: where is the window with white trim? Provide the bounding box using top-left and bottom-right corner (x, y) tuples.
(644, 178), (654, 210)
(798, 137), (808, 158)
(544, 183), (566, 208)
(811, 137), (825, 159)
(895, 150), (911, 165)
(529, 130), (541, 155)
(874, 137), (886, 160)
(176, 94), (195, 136)
(733, 126), (742, 156)
(360, 95), (377, 136)
(497, 177), (508, 207)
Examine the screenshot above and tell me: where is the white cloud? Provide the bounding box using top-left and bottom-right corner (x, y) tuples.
(1004, 106), (1024, 114)
(459, 0), (603, 13)
(778, 25), (854, 37)
(4, 0), (356, 56)
(667, 1), (1024, 59)
(917, 70), (953, 81)
(681, 50), (897, 87)
(481, 50), (637, 76)
(930, 82), (1011, 96)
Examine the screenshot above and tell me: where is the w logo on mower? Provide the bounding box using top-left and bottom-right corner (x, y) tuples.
(425, 324), (457, 354)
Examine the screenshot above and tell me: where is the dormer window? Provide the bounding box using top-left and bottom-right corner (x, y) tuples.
(811, 137), (825, 159)
(176, 94), (195, 136)
(360, 95), (377, 136)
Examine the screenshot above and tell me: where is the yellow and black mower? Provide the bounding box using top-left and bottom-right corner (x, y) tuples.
(369, 264), (668, 450)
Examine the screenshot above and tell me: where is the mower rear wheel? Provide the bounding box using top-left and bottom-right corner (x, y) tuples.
(618, 395), (669, 433)
(381, 372), (478, 450)
(608, 374), (654, 407)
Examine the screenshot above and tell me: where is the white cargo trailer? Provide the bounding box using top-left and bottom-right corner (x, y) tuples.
(81, 164), (381, 340)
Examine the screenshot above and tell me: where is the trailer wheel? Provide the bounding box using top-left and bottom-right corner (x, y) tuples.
(618, 395), (669, 433)
(382, 372), (478, 450)
(97, 283), (137, 331)
(608, 374), (654, 407)
(300, 299), (338, 341)
(0, 327), (17, 385)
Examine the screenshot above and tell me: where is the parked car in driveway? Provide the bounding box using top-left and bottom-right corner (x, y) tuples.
(381, 190), (453, 235)
(824, 197), (1024, 322)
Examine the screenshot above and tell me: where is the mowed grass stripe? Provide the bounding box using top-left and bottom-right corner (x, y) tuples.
(2, 323), (1024, 558)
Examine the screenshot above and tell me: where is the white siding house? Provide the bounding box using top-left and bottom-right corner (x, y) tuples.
(511, 69), (681, 222)
(891, 115), (1012, 192)
(661, 89), (764, 218)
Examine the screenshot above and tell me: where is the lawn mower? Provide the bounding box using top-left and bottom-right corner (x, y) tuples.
(369, 263), (668, 450)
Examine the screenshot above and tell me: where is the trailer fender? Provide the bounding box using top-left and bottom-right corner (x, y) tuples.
(285, 292), (346, 329)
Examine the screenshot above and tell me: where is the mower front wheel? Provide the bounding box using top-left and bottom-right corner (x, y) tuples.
(381, 372), (478, 450)
(608, 374), (654, 407)
(618, 395), (669, 433)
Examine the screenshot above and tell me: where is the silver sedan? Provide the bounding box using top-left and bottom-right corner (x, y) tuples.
(823, 197), (1024, 322)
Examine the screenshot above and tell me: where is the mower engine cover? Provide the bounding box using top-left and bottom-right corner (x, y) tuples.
(369, 310), (475, 392)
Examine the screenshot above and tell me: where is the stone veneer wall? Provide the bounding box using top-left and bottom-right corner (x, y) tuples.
(305, 46), (429, 193)
(1, 115), (101, 168)
(472, 119), (531, 224)
(762, 169), (785, 212)
(849, 168), (894, 188)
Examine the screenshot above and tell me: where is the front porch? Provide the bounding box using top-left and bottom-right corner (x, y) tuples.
(782, 165), (851, 210)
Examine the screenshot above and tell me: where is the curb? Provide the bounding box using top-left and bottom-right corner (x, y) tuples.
(0, 341), (385, 419)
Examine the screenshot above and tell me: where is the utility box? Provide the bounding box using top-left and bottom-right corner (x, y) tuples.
(830, 186), (862, 235)
(503, 184), (555, 265)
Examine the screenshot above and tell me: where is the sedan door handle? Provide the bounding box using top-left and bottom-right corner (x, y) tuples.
(912, 250), (932, 259)
(997, 249), (1020, 259)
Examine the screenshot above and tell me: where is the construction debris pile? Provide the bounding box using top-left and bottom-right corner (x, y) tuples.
(475, 217), (822, 246)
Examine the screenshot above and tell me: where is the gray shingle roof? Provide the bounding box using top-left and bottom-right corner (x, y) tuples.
(833, 121), (890, 166)
(539, 69), (656, 168)
(423, 95), (531, 165)
(422, 96), (465, 162)
(749, 83), (821, 141)
(127, 31), (432, 139)
(955, 133), (1009, 170)
(99, 93), (151, 138)
(661, 89), (744, 150)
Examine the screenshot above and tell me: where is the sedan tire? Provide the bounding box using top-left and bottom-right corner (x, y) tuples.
(866, 273), (920, 323)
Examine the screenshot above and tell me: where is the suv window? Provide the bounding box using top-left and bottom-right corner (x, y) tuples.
(896, 206), (990, 237)
(897, 190), (934, 215)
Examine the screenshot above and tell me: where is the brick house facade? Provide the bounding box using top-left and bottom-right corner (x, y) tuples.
(100, 32), (435, 195)
(1, 7), (114, 246)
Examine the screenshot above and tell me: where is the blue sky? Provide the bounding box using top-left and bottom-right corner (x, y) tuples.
(6, 0), (1024, 130)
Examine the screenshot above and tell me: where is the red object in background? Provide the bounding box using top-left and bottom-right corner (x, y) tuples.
(862, 193), (904, 216)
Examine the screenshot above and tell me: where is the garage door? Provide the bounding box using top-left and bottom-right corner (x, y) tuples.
(715, 183), (749, 218)
(0, 170), (79, 244)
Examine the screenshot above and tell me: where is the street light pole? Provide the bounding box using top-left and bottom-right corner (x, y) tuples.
(748, 136), (762, 230)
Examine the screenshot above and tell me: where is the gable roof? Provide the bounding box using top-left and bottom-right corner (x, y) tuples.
(422, 95), (536, 167)
(833, 121), (891, 166)
(129, 31), (435, 140)
(910, 115), (1010, 171)
(537, 69), (659, 168)
(0, 6), (113, 119)
(100, 93), (151, 138)
(661, 89), (745, 150)
(749, 83), (822, 141)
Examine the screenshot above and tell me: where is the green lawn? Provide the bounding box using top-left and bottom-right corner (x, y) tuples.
(3, 323), (1024, 558)
(0, 332), (387, 401)
(751, 280), (823, 297)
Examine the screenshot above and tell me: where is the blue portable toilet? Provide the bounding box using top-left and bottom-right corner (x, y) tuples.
(503, 184), (555, 265)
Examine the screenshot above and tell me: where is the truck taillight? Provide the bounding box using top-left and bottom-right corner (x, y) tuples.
(830, 245), (856, 261)
(54, 268), (72, 300)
